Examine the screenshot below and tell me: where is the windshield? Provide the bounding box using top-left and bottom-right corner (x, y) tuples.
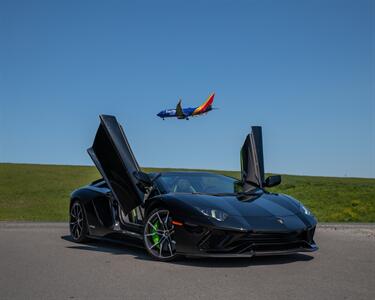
(155, 172), (256, 195)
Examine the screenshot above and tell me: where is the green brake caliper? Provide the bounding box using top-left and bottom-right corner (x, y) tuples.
(151, 220), (160, 249)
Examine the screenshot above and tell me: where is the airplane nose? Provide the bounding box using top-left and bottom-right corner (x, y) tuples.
(157, 112), (162, 117)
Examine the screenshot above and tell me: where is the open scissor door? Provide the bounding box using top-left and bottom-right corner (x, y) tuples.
(88, 115), (144, 215)
(240, 126), (265, 189)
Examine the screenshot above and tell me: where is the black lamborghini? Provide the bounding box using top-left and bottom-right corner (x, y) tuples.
(69, 115), (318, 261)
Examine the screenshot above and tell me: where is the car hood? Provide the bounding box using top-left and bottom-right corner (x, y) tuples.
(164, 191), (301, 217)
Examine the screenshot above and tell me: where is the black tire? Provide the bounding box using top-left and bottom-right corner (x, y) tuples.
(143, 208), (179, 262)
(69, 199), (89, 243)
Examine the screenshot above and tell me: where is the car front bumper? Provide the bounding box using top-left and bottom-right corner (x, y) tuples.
(174, 219), (318, 257)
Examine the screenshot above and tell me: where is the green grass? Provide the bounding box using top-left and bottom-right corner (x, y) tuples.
(0, 163), (374, 222)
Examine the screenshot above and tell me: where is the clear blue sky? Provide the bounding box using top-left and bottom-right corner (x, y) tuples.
(1, 0), (374, 178)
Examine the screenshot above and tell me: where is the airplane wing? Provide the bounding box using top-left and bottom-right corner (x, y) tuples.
(176, 99), (185, 119)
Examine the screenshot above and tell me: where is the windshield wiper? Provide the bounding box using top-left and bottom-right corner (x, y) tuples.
(191, 188), (262, 197)
(237, 190), (261, 196)
(190, 192), (235, 196)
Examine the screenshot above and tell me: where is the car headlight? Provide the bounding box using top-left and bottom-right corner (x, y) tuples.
(199, 208), (228, 221)
(300, 204), (312, 216)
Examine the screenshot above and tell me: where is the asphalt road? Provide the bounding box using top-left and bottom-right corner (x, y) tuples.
(0, 223), (374, 300)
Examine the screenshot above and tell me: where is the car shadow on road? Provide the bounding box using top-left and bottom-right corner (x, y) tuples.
(61, 235), (314, 268)
(176, 253), (314, 268)
(61, 235), (151, 259)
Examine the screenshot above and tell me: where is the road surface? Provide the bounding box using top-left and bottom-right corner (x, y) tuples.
(0, 222), (374, 300)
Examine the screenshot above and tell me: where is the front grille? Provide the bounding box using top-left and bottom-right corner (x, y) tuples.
(198, 227), (316, 254)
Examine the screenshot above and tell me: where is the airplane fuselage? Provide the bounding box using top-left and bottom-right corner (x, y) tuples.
(157, 93), (215, 120)
(157, 106), (213, 119)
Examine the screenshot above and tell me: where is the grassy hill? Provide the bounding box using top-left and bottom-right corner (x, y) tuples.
(0, 163), (374, 222)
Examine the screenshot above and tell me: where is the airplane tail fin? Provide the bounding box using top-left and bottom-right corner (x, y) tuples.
(192, 93), (215, 115)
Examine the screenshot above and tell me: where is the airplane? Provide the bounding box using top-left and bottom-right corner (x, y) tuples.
(157, 93), (216, 120)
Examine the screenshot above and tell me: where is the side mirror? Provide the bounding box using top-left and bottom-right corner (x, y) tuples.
(133, 171), (152, 187)
(264, 175), (281, 188)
